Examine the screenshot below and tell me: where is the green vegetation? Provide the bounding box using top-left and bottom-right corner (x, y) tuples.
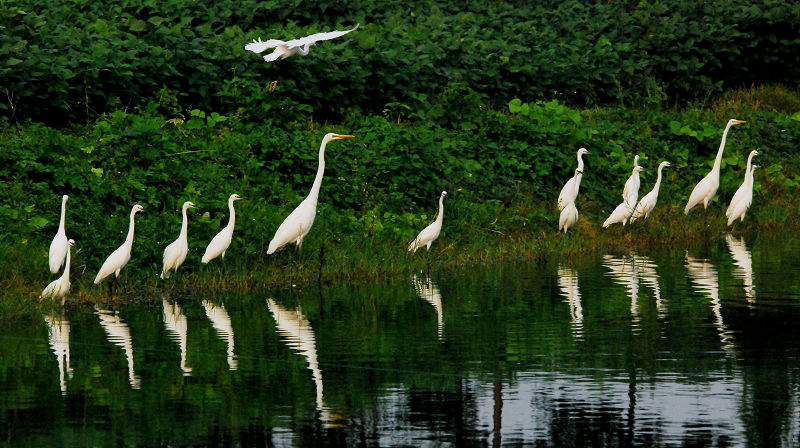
(1, 1), (800, 308)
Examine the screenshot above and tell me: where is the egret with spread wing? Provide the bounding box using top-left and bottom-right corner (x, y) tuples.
(245, 24), (359, 62)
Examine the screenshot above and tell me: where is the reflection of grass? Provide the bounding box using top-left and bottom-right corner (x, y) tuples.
(5, 192), (798, 315)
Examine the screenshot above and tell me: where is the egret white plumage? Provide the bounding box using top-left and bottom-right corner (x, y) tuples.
(161, 201), (198, 279)
(630, 161), (671, 223)
(94, 204), (144, 284)
(202, 194), (244, 264)
(409, 191), (448, 253)
(268, 133), (355, 254)
(726, 150), (759, 226)
(559, 168), (581, 233)
(557, 148), (589, 211)
(685, 119), (747, 222)
(603, 164), (645, 228)
(245, 24), (359, 62)
(49, 195), (69, 273)
(42, 239), (75, 301)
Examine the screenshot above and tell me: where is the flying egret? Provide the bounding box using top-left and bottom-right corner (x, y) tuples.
(409, 191), (448, 253)
(94, 204), (144, 284)
(559, 168), (581, 233)
(685, 119), (747, 223)
(49, 194), (69, 273)
(726, 150), (759, 226)
(202, 194), (244, 264)
(161, 201), (198, 279)
(557, 148), (589, 211)
(603, 164), (645, 228)
(42, 239), (75, 301)
(268, 133), (355, 254)
(245, 24), (359, 62)
(630, 161), (671, 223)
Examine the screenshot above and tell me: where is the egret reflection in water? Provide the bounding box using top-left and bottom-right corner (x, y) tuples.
(726, 234), (756, 304)
(44, 312), (73, 394)
(633, 254), (666, 319)
(95, 306), (141, 389)
(556, 265), (583, 340)
(602, 254), (641, 330)
(267, 299), (338, 427)
(685, 252), (736, 354)
(202, 300), (237, 370)
(162, 298), (192, 375)
(412, 274), (444, 340)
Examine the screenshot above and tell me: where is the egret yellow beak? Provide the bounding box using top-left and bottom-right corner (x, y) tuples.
(733, 120), (747, 124)
(335, 134), (355, 139)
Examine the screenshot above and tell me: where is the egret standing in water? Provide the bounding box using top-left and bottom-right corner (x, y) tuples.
(94, 204), (144, 286)
(630, 161), (671, 223)
(268, 133), (355, 254)
(49, 195), (70, 273)
(161, 201), (198, 279)
(202, 194), (244, 264)
(559, 168), (581, 233)
(557, 148), (589, 211)
(42, 239), (75, 302)
(685, 119), (747, 224)
(409, 191), (448, 253)
(245, 24), (359, 62)
(726, 150), (759, 226)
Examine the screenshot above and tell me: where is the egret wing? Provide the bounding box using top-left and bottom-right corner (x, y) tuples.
(286, 24), (359, 48)
(244, 38), (286, 53)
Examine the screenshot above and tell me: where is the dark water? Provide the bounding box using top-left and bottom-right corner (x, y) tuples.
(2, 233), (800, 447)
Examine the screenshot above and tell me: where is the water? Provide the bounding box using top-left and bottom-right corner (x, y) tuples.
(2, 233), (800, 447)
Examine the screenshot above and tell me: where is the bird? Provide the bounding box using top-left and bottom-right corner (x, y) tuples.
(202, 194), (244, 264)
(559, 168), (581, 233)
(630, 161), (671, 223)
(245, 24), (359, 62)
(268, 133), (355, 254)
(684, 119), (747, 223)
(603, 159), (645, 228)
(42, 239), (75, 301)
(409, 191), (448, 253)
(49, 194), (69, 273)
(726, 150), (759, 226)
(94, 204), (144, 284)
(557, 148), (589, 211)
(622, 154), (641, 208)
(161, 201), (198, 279)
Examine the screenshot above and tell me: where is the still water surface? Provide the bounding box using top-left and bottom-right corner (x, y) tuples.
(2, 233), (800, 446)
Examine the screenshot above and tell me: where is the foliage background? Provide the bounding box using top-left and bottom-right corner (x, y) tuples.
(1, 0), (800, 286)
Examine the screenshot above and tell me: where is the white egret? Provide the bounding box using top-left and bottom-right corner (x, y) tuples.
(684, 119), (747, 222)
(630, 161), (671, 223)
(94, 204), (144, 284)
(603, 163), (645, 228)
(409, 191), (448, 253)
(622, 154), (641, 208)
(268, 133), (355, 254)
(161, 201), (198, 279)
(557, 148), (589, 211)
(559, 168), (581, 233)
(49, 194), (69, 273)
(726, 150), (759, 226)
(245, 24), (359, 62)
(42, 239), (75, 301)
(202, 194), (244, 264)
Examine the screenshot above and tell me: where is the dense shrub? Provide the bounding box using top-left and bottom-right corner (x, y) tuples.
(2, 0), (799, 125)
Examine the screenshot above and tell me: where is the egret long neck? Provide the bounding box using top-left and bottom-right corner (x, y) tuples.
(436, 195), (445, 223)
(712, 122), (734, 173)
(574, 172), (582, 195)
(226, 197), (236, 229)
(62, 246), (71, 280)
(745, 153), (756, 175)
(576, 153), (585, 172)
(307, 141), (327, 205)
(59, 197), (67, 231)
(654, 165), (665, 191)
(125, 209), (137, 247)
(179, 206), (189, 240)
